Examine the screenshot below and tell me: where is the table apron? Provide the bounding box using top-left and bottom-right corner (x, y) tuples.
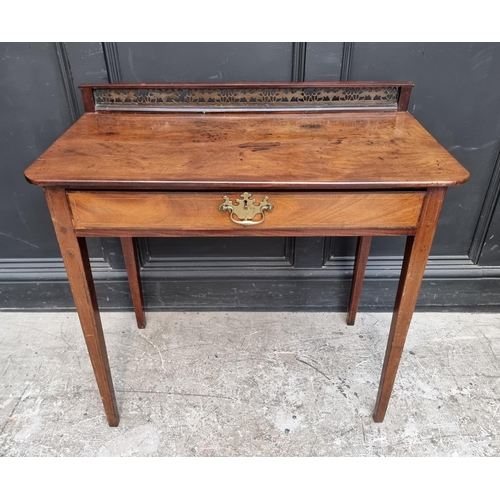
(67, 190), (426, 236)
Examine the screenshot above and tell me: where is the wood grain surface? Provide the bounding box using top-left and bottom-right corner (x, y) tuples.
(25, 112), (469, 190)
(373, 187), (447, 422)
(44, 186), (119, 426)
(347, 236), (372, 326)
(67, 191), (425, 235)
(121, 237), (146, 329)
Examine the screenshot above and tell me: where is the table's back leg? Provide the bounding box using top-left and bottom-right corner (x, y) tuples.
(347, 236), (372, 326)
(373, 188), (446, 422)
(121, 237), (146, 329)
(44, 187), (120, 427)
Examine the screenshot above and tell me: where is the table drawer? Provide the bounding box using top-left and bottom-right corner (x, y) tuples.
(67, 190), (425, 234)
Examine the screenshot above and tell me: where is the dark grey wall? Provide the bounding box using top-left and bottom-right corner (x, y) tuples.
(1, 43), (72, 260)
(1, 42), (499, 311)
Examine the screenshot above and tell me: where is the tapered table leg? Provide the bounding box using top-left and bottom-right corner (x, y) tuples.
(45, 187), (119, 426)
(121, 237), (146, 329)
(373, 188), (446, 422)
(347, 236), (372, 326)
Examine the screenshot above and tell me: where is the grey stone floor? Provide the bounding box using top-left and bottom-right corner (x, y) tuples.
(0, 311), (499, 456)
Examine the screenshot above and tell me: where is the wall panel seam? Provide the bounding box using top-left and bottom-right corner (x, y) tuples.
(340, 42), (354, 82)
(54, 42), (80, 122)
(291, 42), (307, 83)
(469, 147), (500, 263)
(102, 42), (122, 84)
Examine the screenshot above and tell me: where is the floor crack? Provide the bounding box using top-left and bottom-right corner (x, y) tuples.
(0, 383), (30, 436)
(296, 357), (331, 381)
(138, 332), (166, 372)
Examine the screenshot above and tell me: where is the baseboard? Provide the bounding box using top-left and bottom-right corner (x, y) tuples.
(1, 275), (499, 312)
(1, 255), (499, 311)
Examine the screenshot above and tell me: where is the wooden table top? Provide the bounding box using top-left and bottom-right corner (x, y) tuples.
(24, 111), (469, 191)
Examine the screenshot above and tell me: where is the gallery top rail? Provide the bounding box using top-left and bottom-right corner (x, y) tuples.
(79, 81), (414, 113)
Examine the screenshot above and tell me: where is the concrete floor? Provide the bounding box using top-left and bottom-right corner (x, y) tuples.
(0, 311), (499, 456)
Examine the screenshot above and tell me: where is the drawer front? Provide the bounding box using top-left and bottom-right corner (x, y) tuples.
(68, 191), (425, 234)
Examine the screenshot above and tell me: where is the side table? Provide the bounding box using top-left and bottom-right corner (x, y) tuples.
(24, 82), (470, 426)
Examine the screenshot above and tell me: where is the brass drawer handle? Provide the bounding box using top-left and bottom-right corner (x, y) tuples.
(219, 192), (274, 227)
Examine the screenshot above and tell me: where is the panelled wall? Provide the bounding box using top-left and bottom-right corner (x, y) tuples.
(1, 42), (499, 311)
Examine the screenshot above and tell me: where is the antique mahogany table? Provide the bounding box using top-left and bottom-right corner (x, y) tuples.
(24, 82), (469, 426)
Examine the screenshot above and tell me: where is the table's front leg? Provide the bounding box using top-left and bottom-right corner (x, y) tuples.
(373, 187), (446, 422)
(44, 187), (119, 426)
